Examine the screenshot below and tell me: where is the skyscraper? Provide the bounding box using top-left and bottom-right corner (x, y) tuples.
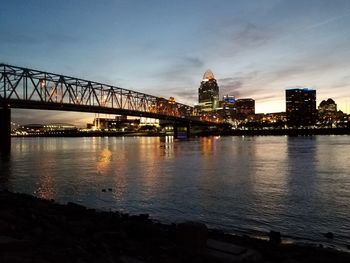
(220, 95), (236, 121)
(286, 88), (317, 127)
(198, 70), (219, 112)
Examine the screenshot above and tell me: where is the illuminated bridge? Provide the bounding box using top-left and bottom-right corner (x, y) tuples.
(0, 64), (221, 151)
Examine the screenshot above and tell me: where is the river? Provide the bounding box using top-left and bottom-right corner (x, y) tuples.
(1, 135), (349, 249)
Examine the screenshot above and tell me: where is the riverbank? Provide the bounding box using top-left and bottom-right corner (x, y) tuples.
(11, 127), (350, 138)
(0, 191), (349, 262)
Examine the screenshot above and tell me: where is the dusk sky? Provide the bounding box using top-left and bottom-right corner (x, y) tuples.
(2, 0), (350, 126)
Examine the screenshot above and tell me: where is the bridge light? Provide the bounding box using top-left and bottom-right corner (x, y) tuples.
(40, 80), (46, 88)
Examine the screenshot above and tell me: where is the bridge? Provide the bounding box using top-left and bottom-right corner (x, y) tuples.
(0, 64), (221, 152)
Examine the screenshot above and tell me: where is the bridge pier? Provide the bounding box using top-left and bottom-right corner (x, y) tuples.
(173, 122), (191, 139)
(173, 124), (178, 139)
(0, 105), (11, 153)
(186, 122), (191, 138)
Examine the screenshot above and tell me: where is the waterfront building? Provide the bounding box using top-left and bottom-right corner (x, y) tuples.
(18, 123), (77, 134)
(92, 116), (138, 130)
(234, 98), (255, 120)
(21, 124), (44, 133)
(254, 112), (287, 128)
(93, 117), (117, 130)
(286, 88), (317, 127)
(218, 95), (236, 121)
(198, 70), (219, 112)
(318, 98), (337, 125)
(43, 123), (77, 132)
(318, 98), (337, 114)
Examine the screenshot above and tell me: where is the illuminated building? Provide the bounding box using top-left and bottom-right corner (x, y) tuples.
(286, 88), (317, 127)
(318, 98), (337, 115)
(93, 117), (118, 130)
(318, 98), (338, 126)
(140, 117), (159, 126)
(219, 95), (235, 121)
(43, 123), (77, 131)
(92, 116), (139, 130)
(198, 70), (219, 112)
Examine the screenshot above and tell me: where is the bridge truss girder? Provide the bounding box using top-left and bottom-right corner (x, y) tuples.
(0, 64), (196, 122)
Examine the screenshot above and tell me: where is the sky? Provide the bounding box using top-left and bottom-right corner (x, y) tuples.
(1, 0), (350, 126)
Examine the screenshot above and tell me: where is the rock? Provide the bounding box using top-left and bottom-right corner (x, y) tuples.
(269, 231), (281, 244)
(203, 240), (262, 263)
(139, 214), (149, 220)
(0, 236), (32, 252)
(201, 249), (264, 263)
(206, 239), (247, 255)
(0, 219), (14, 235)
(176, 221), (208, 250)
(67, 202), (86, 212)
(323, 232), (334, 239)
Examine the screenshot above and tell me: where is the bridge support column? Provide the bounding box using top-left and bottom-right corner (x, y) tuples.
(173, 124), (178, 139)
(173, 123), (190, 139)
(186, 122), (191, 138)
(0, 105), (11, 153)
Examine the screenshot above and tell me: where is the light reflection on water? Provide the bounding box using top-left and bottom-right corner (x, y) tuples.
(1, 135), (350, 249)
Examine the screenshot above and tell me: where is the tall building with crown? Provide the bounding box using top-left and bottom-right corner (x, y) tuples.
(198, 70), (219, 112)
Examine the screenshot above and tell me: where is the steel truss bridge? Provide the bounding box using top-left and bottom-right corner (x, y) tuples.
(0, 63), (216, 122)
(0, 64), (222, 151)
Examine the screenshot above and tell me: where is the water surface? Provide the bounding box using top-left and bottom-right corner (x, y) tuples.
(1, 135), (349, 249)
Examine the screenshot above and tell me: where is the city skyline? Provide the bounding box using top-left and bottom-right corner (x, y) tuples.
(2, 0), (350, 126)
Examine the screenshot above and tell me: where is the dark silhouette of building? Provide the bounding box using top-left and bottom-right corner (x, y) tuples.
(318, 98), (337, 115)
(286, 88), (317, 127)
(234, 98), (255, 119)
(318, 98), (338, 126)
(198, 70), (219, 112)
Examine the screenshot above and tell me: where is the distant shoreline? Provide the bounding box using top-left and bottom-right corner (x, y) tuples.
(11, 127), (350, 138)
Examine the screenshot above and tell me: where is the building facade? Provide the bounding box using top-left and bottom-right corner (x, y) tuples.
(219, 95), (236, 121)
(318, 98), (338, 126)
(234, 98), (255, 119)
(318, 98), (337, 115)
(198, 70), (219, 112)
(286, 88), (317, 127)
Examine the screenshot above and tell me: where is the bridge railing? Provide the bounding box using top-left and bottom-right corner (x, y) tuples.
(0, 64), (194, 119)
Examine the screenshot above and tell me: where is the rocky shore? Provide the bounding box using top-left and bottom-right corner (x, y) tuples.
(0, 191), (349, 263)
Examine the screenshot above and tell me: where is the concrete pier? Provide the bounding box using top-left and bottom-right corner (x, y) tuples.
(173, 122), (191, 139)
(0, 105), (11, 153)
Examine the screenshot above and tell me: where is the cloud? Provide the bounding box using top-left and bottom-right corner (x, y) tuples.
(230, 22), (272, 48)
(253, 94), (279, 102)
(158, 55), (204, 80)
(172, 89), (198, 104)
(218, 71), (260, 98)
(301, 11), (350, 32)
(0, 29), (77, 46)
(200, 18), (275, 58)
(0, 32), (41, 45)
(218, 77), (243, 97)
